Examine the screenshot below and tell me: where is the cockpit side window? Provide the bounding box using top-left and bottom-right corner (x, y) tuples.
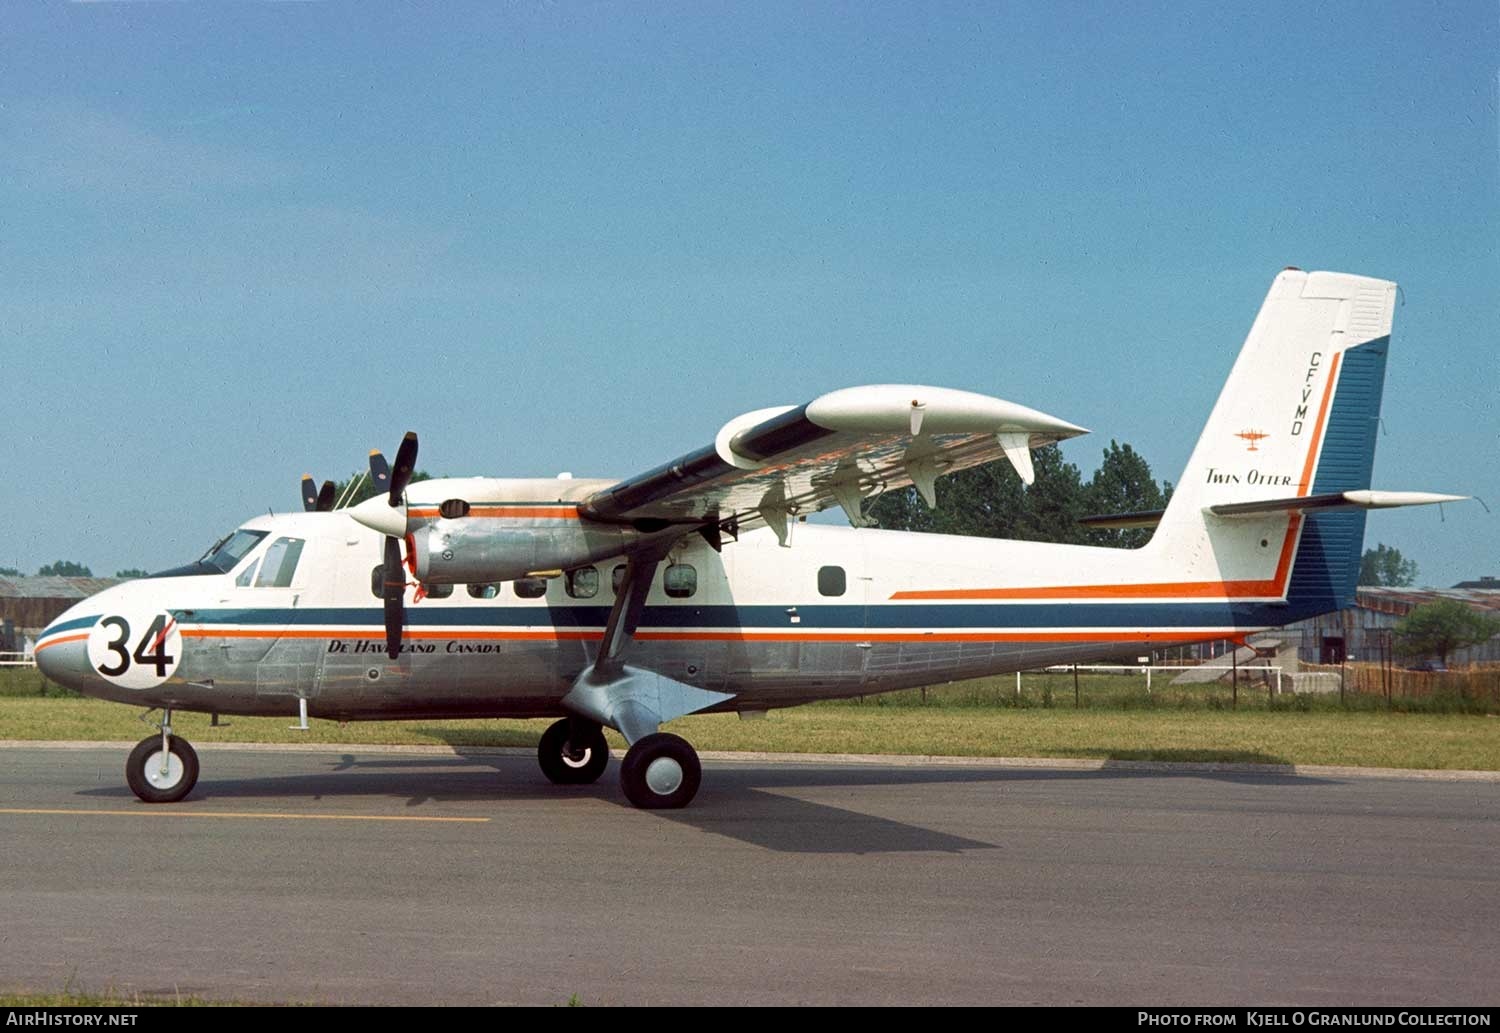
(253, 537), (306, 588)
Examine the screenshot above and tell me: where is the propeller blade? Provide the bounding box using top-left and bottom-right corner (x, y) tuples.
(351, 431), (419, 539)
(383, 535), (404, 659)
(301, 475), (318, 512)
(316, 480), (336, 512)
(369, 450), (391, 496)
(389, 431), (418, 507)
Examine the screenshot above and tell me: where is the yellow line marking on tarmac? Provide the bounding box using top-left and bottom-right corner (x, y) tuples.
(0, 808), (489, 824)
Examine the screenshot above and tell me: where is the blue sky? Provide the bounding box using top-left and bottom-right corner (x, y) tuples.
(3, 1), (1496, 586)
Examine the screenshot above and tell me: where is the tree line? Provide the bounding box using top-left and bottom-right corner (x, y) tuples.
(864, 439), (1171, 550)
(0, 561), (147, 579)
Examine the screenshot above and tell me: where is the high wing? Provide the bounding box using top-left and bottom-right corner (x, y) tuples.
(580, 384), (1087, 544)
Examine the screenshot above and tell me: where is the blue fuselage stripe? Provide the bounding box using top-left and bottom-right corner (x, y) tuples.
(37, 615), (99, 638)
(177, 600), (1290, 631)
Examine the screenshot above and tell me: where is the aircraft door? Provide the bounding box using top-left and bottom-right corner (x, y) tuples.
(228, 534), (326, 701)
(800, 552), (873, 690)
(723, 543), (873, 697)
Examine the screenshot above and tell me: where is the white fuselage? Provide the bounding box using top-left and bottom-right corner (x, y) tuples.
(35, 489), (1297, 721)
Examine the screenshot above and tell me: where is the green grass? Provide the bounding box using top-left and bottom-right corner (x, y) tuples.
(0, 666), (76, 698)
(5, 663), (1496, 771)
(2, 693), (1497, 772)
(700, 706), (1500, 770)
(866, 671), (1500, 714)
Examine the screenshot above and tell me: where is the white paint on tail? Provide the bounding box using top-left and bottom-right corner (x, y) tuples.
(1144, 269), (1397, 592)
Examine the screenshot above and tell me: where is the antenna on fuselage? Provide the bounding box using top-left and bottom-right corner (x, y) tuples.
(335, 471), (368, 510)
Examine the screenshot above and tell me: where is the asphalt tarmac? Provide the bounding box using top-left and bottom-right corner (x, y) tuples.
(0, 744), (1495, 1006)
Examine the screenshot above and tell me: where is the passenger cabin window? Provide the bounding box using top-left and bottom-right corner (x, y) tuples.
(424, 582), (454, 599)
(664, 563), (697, 599)
(468, 583), (501, 599)
(612, 564), (628, 595)
(514, 577), (547, 599)
(566, 567), (599, 599)
(254, 538), (305, 588)
(818, 565), (846, 597)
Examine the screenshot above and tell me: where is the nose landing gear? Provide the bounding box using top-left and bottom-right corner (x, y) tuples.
(125, 709), (199, 803)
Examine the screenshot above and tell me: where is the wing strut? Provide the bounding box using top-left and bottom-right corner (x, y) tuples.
(561, 543), (734, 745)
(595, 548), (667, 679)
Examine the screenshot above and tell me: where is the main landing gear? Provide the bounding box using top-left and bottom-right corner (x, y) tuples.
(535, 719), (704, 809)
(125, 708), (199, 804)
(543, 548), (725, 810)
(619, 732), (701, 810)
(536, 718), (609, 785)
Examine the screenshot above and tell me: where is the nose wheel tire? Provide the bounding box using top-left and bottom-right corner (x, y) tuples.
(537, 719), (610, 785)
(125, 734), (200, 804)
(620, 733), (701, 809)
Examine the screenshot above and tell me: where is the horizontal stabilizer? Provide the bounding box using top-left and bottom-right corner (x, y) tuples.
(1077, 509), (1165, 530)
(1080, 490), (1464, 531)
(1207, 490), (1467, 519)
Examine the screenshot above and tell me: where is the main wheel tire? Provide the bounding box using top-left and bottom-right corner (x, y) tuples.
(537, 719), (610, 785)
(125, 734), (200, 804)
(619, 733), (701, 809)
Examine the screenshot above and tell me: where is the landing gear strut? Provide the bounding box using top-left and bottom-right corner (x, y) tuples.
(619, 732), (701, 809)
(125, 708), (199, 803)
(558, 549), (729, 810)
(536, 718), (609, 785)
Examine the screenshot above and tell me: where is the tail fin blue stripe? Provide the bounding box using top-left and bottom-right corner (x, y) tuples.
(1285, 336), (1389, 615)
(1310, 337), (1388, 495)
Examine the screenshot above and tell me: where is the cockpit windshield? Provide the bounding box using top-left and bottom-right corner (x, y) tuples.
(198, 529), (269, 573)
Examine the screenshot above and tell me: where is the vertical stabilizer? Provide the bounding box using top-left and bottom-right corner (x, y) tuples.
(1149, 269), (1395, 616)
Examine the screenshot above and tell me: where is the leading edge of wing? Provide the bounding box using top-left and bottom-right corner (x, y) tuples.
(581, 384), (1088, 529)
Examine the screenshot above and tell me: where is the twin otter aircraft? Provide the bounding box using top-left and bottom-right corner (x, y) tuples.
(36, 269), (1461, 808)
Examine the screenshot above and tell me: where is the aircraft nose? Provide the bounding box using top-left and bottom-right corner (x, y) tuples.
(34, 613), (95, 690)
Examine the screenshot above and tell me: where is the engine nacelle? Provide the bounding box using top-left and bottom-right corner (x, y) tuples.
(410, 518), (641, 585)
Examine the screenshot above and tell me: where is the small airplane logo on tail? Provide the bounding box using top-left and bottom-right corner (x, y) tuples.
(1235, 430), (1269, 452)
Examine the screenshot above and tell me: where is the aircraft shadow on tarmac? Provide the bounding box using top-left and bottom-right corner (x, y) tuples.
(75, 748), (1334, 855)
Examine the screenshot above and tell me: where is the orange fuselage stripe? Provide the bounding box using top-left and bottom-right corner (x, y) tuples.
(183, 628), (601, 642)
(893, 514), (1304, 601)
(179, 628), (1234, 645)
(406, 506), (581, 520)
(637, 630), (1232, 643)
(34, 632), (88, 653)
